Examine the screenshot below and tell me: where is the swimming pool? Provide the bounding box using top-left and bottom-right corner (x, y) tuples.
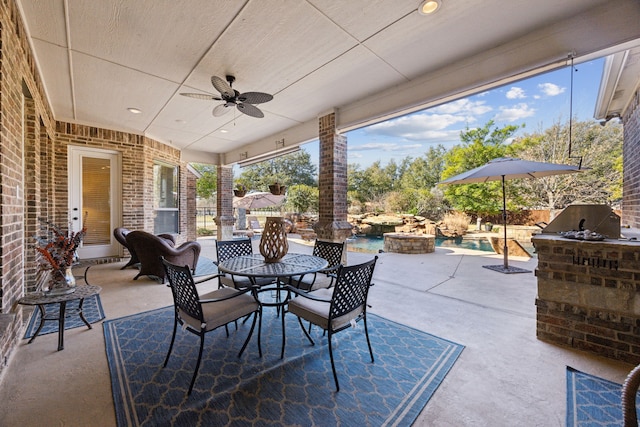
(347, 235), (495, 253)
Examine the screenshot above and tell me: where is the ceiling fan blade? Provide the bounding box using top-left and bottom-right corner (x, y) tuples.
(211, 76), (234, 98)
(212, 103), (233, 117)
(236, 103), (264, 118)
(180, 92), (222, 101)
(237, 91), (273, 104)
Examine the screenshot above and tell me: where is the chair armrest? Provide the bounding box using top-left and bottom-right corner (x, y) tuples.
(284, 285), (332, 303)
(320, 264), (340, 275)
(193, 273), (222, 285)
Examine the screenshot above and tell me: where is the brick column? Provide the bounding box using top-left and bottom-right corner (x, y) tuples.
(314, 112), (353, 247)
(216, 166), (234, 241)
(622, 88), (640, 228)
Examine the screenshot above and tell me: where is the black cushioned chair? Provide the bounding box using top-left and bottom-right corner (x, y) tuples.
(291, 240), (345, 291)
(113, 227), (175, 270)
(215, 238), (273, 289)
(161, 258), (262, 394)
(285, 256), (378, 391)
(125, 230), (200, 283)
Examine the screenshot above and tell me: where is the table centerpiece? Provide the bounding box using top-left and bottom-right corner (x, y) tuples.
(34, 217), (86, 295)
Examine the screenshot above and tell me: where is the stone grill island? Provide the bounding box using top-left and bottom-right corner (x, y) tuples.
(532, 205), (640, 364)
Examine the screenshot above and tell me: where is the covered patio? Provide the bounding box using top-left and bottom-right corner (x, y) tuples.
(2, 0), (640, 424)
(0, 238), (634, 425)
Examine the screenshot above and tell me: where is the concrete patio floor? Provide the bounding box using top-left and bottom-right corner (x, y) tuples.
(0, 236), (634, 426)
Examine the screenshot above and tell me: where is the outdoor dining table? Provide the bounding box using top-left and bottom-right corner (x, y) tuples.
(217, 253), (328, 358)
(217, 253), (329, 286)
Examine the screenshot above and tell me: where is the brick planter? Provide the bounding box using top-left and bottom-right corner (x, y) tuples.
(383, 233), (435, 254)
(532, 234), (640, 364)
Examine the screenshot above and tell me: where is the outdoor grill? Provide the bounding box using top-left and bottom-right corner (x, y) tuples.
(539, 204), (621, 239)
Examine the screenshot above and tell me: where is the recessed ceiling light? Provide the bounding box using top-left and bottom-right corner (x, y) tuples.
(175, 119), (186, 124)
(127, 107), (142, 114)
(220, 129), (229, 133)
(418, 0), (441, 15)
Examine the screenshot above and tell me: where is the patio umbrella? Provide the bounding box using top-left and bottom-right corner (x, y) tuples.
(233, 191), (285, 210)
(438, 157), (581, 274)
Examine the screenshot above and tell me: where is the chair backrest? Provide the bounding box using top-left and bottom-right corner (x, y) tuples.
(622, 364), (640, 426)
(313, 240), (345, 271)
(113, 227), (130, 248)
(250, 220), (262, 230)
(162, 258), (203, 323)
(330, 256), (377, 321)
(216, 238), (253, 263)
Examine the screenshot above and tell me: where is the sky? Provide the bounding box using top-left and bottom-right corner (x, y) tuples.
(301, 57), (605, 169)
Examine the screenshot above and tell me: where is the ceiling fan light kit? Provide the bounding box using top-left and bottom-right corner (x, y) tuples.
(181, 75), (273, 118)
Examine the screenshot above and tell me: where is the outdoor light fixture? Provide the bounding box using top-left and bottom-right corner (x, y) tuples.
(418, 0), (441, 15)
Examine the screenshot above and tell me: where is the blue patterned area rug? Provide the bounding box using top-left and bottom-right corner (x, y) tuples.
(566, 366), (640, 426)
(104, 306), (464, 426)
(24, 294), (105, 339)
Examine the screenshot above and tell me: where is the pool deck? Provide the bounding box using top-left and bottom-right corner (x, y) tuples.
(0, 234), (635, 426)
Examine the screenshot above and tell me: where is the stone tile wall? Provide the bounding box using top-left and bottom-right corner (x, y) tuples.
(383, 233), (435, 254)
(533, 235), (640, 364)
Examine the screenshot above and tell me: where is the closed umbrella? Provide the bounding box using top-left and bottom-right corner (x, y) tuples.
(233, 192), (285, 210)
(439, 157), (581, 274)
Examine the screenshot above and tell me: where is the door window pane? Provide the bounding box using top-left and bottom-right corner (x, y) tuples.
(154, 162), (179, 233)
(83, 157), (111, 244)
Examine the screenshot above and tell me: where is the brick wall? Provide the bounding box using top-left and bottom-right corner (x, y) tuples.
(622, 88), (640, 228)
(54, 126), (194, 244)
(533, 235), (640, 364)
(0, 0), (197, 375)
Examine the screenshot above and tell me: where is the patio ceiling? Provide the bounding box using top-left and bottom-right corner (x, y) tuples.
(16, 0), (640, 165)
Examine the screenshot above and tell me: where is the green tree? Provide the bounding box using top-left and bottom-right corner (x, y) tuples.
(286, 184), (318, 213)
(510, 119), (623, 210)
(238, 151), (317, 191)
(191, 163), (217, 199)
(441, 121), (522, 216)
(399, 145), (447, 190)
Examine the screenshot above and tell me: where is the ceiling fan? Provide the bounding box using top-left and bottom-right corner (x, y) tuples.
(180, 75), (273, 118)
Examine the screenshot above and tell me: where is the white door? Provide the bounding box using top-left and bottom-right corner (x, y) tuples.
(69, 147), (122, 259)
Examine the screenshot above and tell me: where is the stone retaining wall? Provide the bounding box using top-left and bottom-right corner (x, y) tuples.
(383, 233), (435, 254)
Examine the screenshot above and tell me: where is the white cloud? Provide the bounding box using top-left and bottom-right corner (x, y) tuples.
(363, 113), (469, 142)
(538, 82), (565, 96)
(493, 103), (536, 122)
(506, 87), (526, 99)
(430, 98), (492, 115)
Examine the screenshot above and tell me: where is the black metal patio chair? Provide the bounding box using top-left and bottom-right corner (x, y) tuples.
(291, 239), (345, 291)
(161, 258), (262, 394)
(284, 256), (378, 391)
(214, 238), (274, 289)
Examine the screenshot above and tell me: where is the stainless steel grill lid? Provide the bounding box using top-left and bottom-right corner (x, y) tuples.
(541, 204), (620, 239)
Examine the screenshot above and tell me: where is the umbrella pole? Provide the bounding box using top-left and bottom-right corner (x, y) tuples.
(501, 175), (508, 269)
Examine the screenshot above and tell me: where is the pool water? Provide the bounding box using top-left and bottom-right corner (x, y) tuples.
(347, 235), (495, 253)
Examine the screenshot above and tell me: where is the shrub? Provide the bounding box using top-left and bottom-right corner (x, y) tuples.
(442, 212), (471, 234)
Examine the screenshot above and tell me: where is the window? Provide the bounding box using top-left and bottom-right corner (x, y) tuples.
(153, 162), (179, 234)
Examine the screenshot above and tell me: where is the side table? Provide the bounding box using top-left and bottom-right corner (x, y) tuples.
(18, 284), (102, 351)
